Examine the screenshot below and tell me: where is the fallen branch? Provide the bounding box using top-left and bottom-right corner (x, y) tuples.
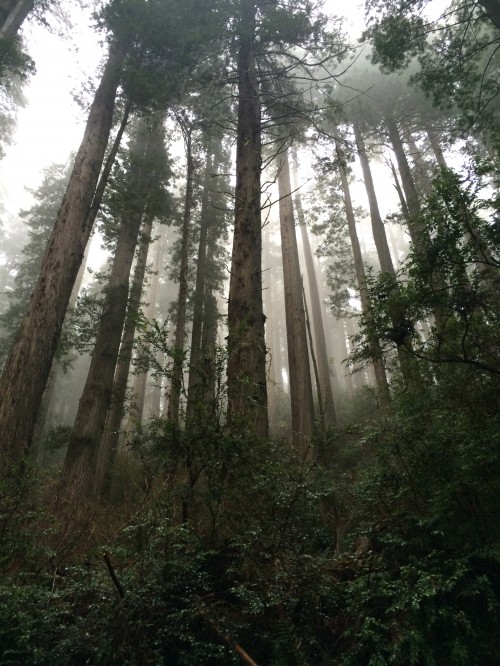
(103, 552), (125, 599)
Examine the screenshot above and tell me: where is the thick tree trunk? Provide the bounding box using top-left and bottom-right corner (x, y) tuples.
(61, 118), (156, 496)
(167, 127), (195, 425)
(0, 0), (33, 39)
(93, 213), (154, 499)
(336, 140), (391, 405)
(186, 147), (213, 424)
(291, 154), (337, 429)
(226, 1), (268, 438)
(0, 41), (125, 468)
(478, 0), (500, 29)
(277, 147), (315, 449)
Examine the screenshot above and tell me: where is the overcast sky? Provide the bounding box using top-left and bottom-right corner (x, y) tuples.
(0, 0), (368, 220)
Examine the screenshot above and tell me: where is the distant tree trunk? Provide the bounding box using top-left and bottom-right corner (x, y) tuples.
(354, 125), (396, 275)
(385, 115), (433, 257)
(186, 146), (213, 424)
(0, 41), (125, 469)
(277, 147), (315, 448)
(201, 291), (219, 416)
(336, 140), (391, 405)
(388, 157), (410, 220)
(61, 118), (156, 496)
(291, 154), (337, 429)
(355, 124), (419, 383)
(226, 1), (268, 438)
(426, 128), (448, 169)
(94, 213), (154, 498)
(167, 125), (195, 425)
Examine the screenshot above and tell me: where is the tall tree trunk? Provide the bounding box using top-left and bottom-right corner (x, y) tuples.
(0, 41), (125, 469)
(0, 0), (33, 39)
(186, 146), (213, 424)
(94, 213), (154, 499)
(335, 140), (391, 405)
(354, 124), (396, 275)
(61, 117), (156, 496)
(226, 1), (268, 438)
(167, 126), (195, 425)
(385, 115), (426, 249)
(355, 124), (419, 383)
(478, 0), (500, 29)
(427, 128), (448, 169)
(291, 154), (338, 429)
(277, 147), (315, 448)
(388, 157), (410, 220)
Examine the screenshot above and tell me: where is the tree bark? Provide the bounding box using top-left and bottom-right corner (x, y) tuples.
(226, 1), (268, 438)
(61, 117), (156, 496)
(291, 154), (337, 429)
(354, 124), (396, 275)
(93, 213), (154, 499)
(167, 125), (195, 425)
(355, 124), (419, 383)
(0, 0), (33, 39)
(336, 140), (391, 405)
(186, 146), (214, 424)
(277, 147), (315, 449)
(478, 0), (500, 29)
(0, 40), (125, 469)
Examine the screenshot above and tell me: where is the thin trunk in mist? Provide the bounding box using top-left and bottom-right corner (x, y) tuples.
(186, 147), (213, 424)
(291, 154), (337, 429)
(94, 213), (154, 499)
(277, 147), (315, 448)
(200, 292), (218, 415)
(386, 116), (428, 250)
(336, 140), (391, 405)
(0, 41), (125, 468)
(427, 129), (448, 169)
(354, 124), (396, 275)
(61, 118), (156, 496)
(355, 124), (419, 384)
(167, 126), (194, 425)
(226, 1), (268, 438)
(389, 158), (410, 220)
(407, 134), (433, 196)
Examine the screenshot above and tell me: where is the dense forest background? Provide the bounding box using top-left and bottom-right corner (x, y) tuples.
(0, 0), (499, 663)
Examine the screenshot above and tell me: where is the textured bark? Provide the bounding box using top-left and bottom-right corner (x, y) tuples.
(93, 213), (154, 499)
(386, 116), (427, 250)
(291, 155), (337, 429)
(277, 148), (315, 448)
(427, 128), (448, 169)
(0, 0), (33, 39)
(226, 1), (268, 438)
(61, 118), (155, 496)
(336, 140), (391, 405)
(478, 0), (500, 29)
(389, 158), (410, 220)
(186, 147), (214, 423)
(0, 41), (125, 468)
(355, 124), (419, 383)
(354, 124), (396, 275)
(167, 127), (195, 425)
